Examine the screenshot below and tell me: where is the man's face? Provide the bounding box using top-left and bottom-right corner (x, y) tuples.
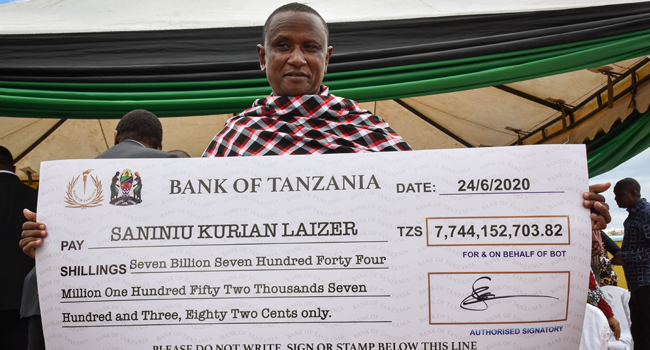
(614, 187), (638, 209)
(258, 11), (332, 96)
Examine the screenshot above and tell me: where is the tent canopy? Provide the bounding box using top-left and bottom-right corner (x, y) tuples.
(1, 0), (650, 180)
(3, 0), (648, 34)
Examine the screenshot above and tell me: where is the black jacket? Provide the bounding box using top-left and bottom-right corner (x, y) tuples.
(0, 172), (37, 311)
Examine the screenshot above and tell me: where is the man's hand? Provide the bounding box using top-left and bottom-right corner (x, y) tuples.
(19, 209), (47, 259)
(608, 316), (621, 341)
(584, 183), (612, 230)
(610, 253), (625, 266)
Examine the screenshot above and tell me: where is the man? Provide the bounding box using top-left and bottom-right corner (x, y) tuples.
(611, 177), (650, 349)
(19, 109), (176, 350)
(202, 2), (611, 228)
(0, 146), (37, 348)
(204, 4), (616, 336)
(96, 109), (177, 159)
(203, 3), (411, 157)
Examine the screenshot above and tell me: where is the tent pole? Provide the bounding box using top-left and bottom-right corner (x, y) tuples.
(14, 119), (67, 163)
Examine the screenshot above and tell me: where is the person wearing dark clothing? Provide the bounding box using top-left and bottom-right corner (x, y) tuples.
(95, 138), (176, 159)
(0, 145), (37, 349)
(612, 177), (650, 350)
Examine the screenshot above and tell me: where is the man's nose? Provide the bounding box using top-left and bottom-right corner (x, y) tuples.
(287, 47), (307, 66)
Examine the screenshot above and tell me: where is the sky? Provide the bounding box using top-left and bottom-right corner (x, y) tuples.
(591, 147), (650, 232)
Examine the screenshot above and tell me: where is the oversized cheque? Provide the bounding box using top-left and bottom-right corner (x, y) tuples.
(35, 145), (592, 350)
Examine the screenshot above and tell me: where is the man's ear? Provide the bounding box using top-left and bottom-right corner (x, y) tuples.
(113, 130), (120, 146)
(257, 44), (266, 71)
(324, 46), (333, 74)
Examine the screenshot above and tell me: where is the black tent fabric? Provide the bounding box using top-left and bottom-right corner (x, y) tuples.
(1, 2), (650, 83)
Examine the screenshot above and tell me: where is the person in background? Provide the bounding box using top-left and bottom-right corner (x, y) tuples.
(21, 109), (178, 257)
(598, 230), (621, 286)
(0, 146), (37, 349)
(611, 177), (650, 350)
(95, 109), (178, 159)
(589, 270), (621, 340)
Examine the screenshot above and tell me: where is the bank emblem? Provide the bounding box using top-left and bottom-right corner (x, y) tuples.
(110, 169), (143, 206)
(64, 169), (104, 209)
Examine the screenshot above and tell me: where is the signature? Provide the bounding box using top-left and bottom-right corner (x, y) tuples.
(460, 276), (559, 311)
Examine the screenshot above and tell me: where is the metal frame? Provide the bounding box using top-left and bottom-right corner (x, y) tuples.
(514, 57), (650, 145)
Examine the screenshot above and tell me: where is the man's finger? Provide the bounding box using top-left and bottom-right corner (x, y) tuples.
(22, 221), (45, 231)
(585, 199), (612, 230)
(594, 201), (612, 223)
(21, 209), (46, 260)
(591, 213), (608, 230)
(589, 182), (611, 194)
(21, 227), (46, 239)
(19, 238), (42, 259)
(23, 208), (37, 222)
(19, 236), (42, 249)
(583, 193), (607, 204)
(22, 214), (46, 239)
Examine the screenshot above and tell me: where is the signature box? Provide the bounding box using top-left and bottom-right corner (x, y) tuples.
(426, 216), (570, 246)
(428, 271), (570, 325)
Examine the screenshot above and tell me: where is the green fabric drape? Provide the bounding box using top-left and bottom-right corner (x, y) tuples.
(587, 108), (650, 177)
(2, 28), (650, 119)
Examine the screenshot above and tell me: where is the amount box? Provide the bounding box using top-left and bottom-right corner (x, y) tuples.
(425, 216), (570, 246)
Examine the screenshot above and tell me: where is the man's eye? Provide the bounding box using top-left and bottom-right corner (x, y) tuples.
(305, 45), (321, 51)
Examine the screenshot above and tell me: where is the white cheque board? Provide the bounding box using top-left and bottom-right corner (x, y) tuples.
(36, 145), (593, 350)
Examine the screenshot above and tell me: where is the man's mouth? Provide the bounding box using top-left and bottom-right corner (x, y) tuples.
(284, 72), (308, 78)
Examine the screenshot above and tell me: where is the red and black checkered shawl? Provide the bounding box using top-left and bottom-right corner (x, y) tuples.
(203, 86), (412, 157)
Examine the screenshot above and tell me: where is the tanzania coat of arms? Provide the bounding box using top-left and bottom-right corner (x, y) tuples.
(110, 169), (143, 206)
(64, 169), (104, 209)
